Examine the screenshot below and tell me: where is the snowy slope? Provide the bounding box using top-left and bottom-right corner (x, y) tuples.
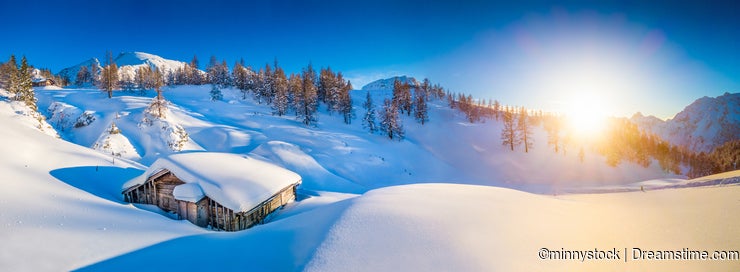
(361, 75), (418, 91)
(631, 92), (740, 152)
(34, 85), (679, 194)
(0, 94), (205, 271)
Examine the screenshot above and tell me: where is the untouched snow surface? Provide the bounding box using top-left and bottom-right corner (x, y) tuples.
(125, 152), (301, 212)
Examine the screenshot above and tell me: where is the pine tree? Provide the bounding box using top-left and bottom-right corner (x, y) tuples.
(15, 56), (36, 111)
(209, 84), (223, 101)
(261, 63), (273, 104)
(318, 67), (333, 104)
(99, 51), (119, 98)
(492, 100), (501, 120)
(339, 79), (354, 124)
(294, 64), (318, 126)
(516, 107), (533, 153)
(380, 98), (404, 140)
(392, 79), (413, 116)
(190, 55), (203, 85)
(501, 110), (519, 151)
(90, 62), (100, 87)
(288, 72), (302, 114)
(413, 79), (429, 125)
(272, 66), (290, 116)
(233, 62), (249, 99)
(2, 55), (18, 93)
(362, 91), (378, 133)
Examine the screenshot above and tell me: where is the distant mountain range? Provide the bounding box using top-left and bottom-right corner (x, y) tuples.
(631, 92), (740, 153)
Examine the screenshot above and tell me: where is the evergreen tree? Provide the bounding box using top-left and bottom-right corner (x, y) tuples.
(392, 79), (413, 116)
(272, 66), (290, 116)
(209, 84), (223, 101)
(90, 62), (100, 87)
(288, 72), (302, 115)
(232, 62), (249, 99)
(501, 110), (519, 151)
(2, 55), (18, 93)
(339, 79), (354, 124)
(492, 100), (501, 120)
(75, 66), (91, 86)
(362, 91), (378, 133)
(380, 98), (404, 140)
(261, 63), (273, 104)
(413, 80), (429, 125)
(99, 51), (119, 98)
(190, 55), (203, 85)
(516, 107), (533, 153)
(294, 64), (318, 126)
(318, 67), (333, 104)
(15, 56), (36, 111)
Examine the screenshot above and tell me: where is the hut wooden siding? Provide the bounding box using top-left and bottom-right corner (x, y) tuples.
(32, 78), (55, 87)
(123, 169), (298, 231)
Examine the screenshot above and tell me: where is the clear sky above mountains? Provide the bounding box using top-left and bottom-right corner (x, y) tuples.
(1, 0), (737, 118)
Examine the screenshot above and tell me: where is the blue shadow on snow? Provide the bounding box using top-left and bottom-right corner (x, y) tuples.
(50, 166), (144, 203)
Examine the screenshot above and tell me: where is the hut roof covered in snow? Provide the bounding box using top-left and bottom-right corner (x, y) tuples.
(124, 152), (301, 212)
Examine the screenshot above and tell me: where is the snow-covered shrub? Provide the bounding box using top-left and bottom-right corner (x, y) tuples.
(163, 122), (189, 151)
(74, 111), (96, 128)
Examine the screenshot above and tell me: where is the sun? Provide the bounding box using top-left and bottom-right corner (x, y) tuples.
(563, 94), (609, 137)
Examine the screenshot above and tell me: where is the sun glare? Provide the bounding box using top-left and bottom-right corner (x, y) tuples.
(564, 95), (608, 137)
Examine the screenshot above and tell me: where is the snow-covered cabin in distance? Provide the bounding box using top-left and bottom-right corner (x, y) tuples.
(122, 152), (301, 231)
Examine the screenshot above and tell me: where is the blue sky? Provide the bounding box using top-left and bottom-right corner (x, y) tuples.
(1, 0), (737, 118)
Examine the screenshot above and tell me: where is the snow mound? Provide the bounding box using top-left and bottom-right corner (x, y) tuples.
(361, 76), (418, 91)
(172, 183), (205, 203)
(124, 152), (301, 212)
(139, 108), (195, 152)
(306, 183), (740, 271)
(92, 122), (141, 160)
(251, 141), (366, 193)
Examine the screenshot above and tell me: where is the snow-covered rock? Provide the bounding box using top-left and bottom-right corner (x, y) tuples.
(361, 75), (418, 91)
(631, 92), (740, 152)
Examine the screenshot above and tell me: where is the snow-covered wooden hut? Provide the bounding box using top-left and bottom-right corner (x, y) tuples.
(122, 152), (301, 231)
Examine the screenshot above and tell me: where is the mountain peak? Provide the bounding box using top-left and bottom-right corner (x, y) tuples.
(361, 76), (418, 91)
(632, 92), (740, 152)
